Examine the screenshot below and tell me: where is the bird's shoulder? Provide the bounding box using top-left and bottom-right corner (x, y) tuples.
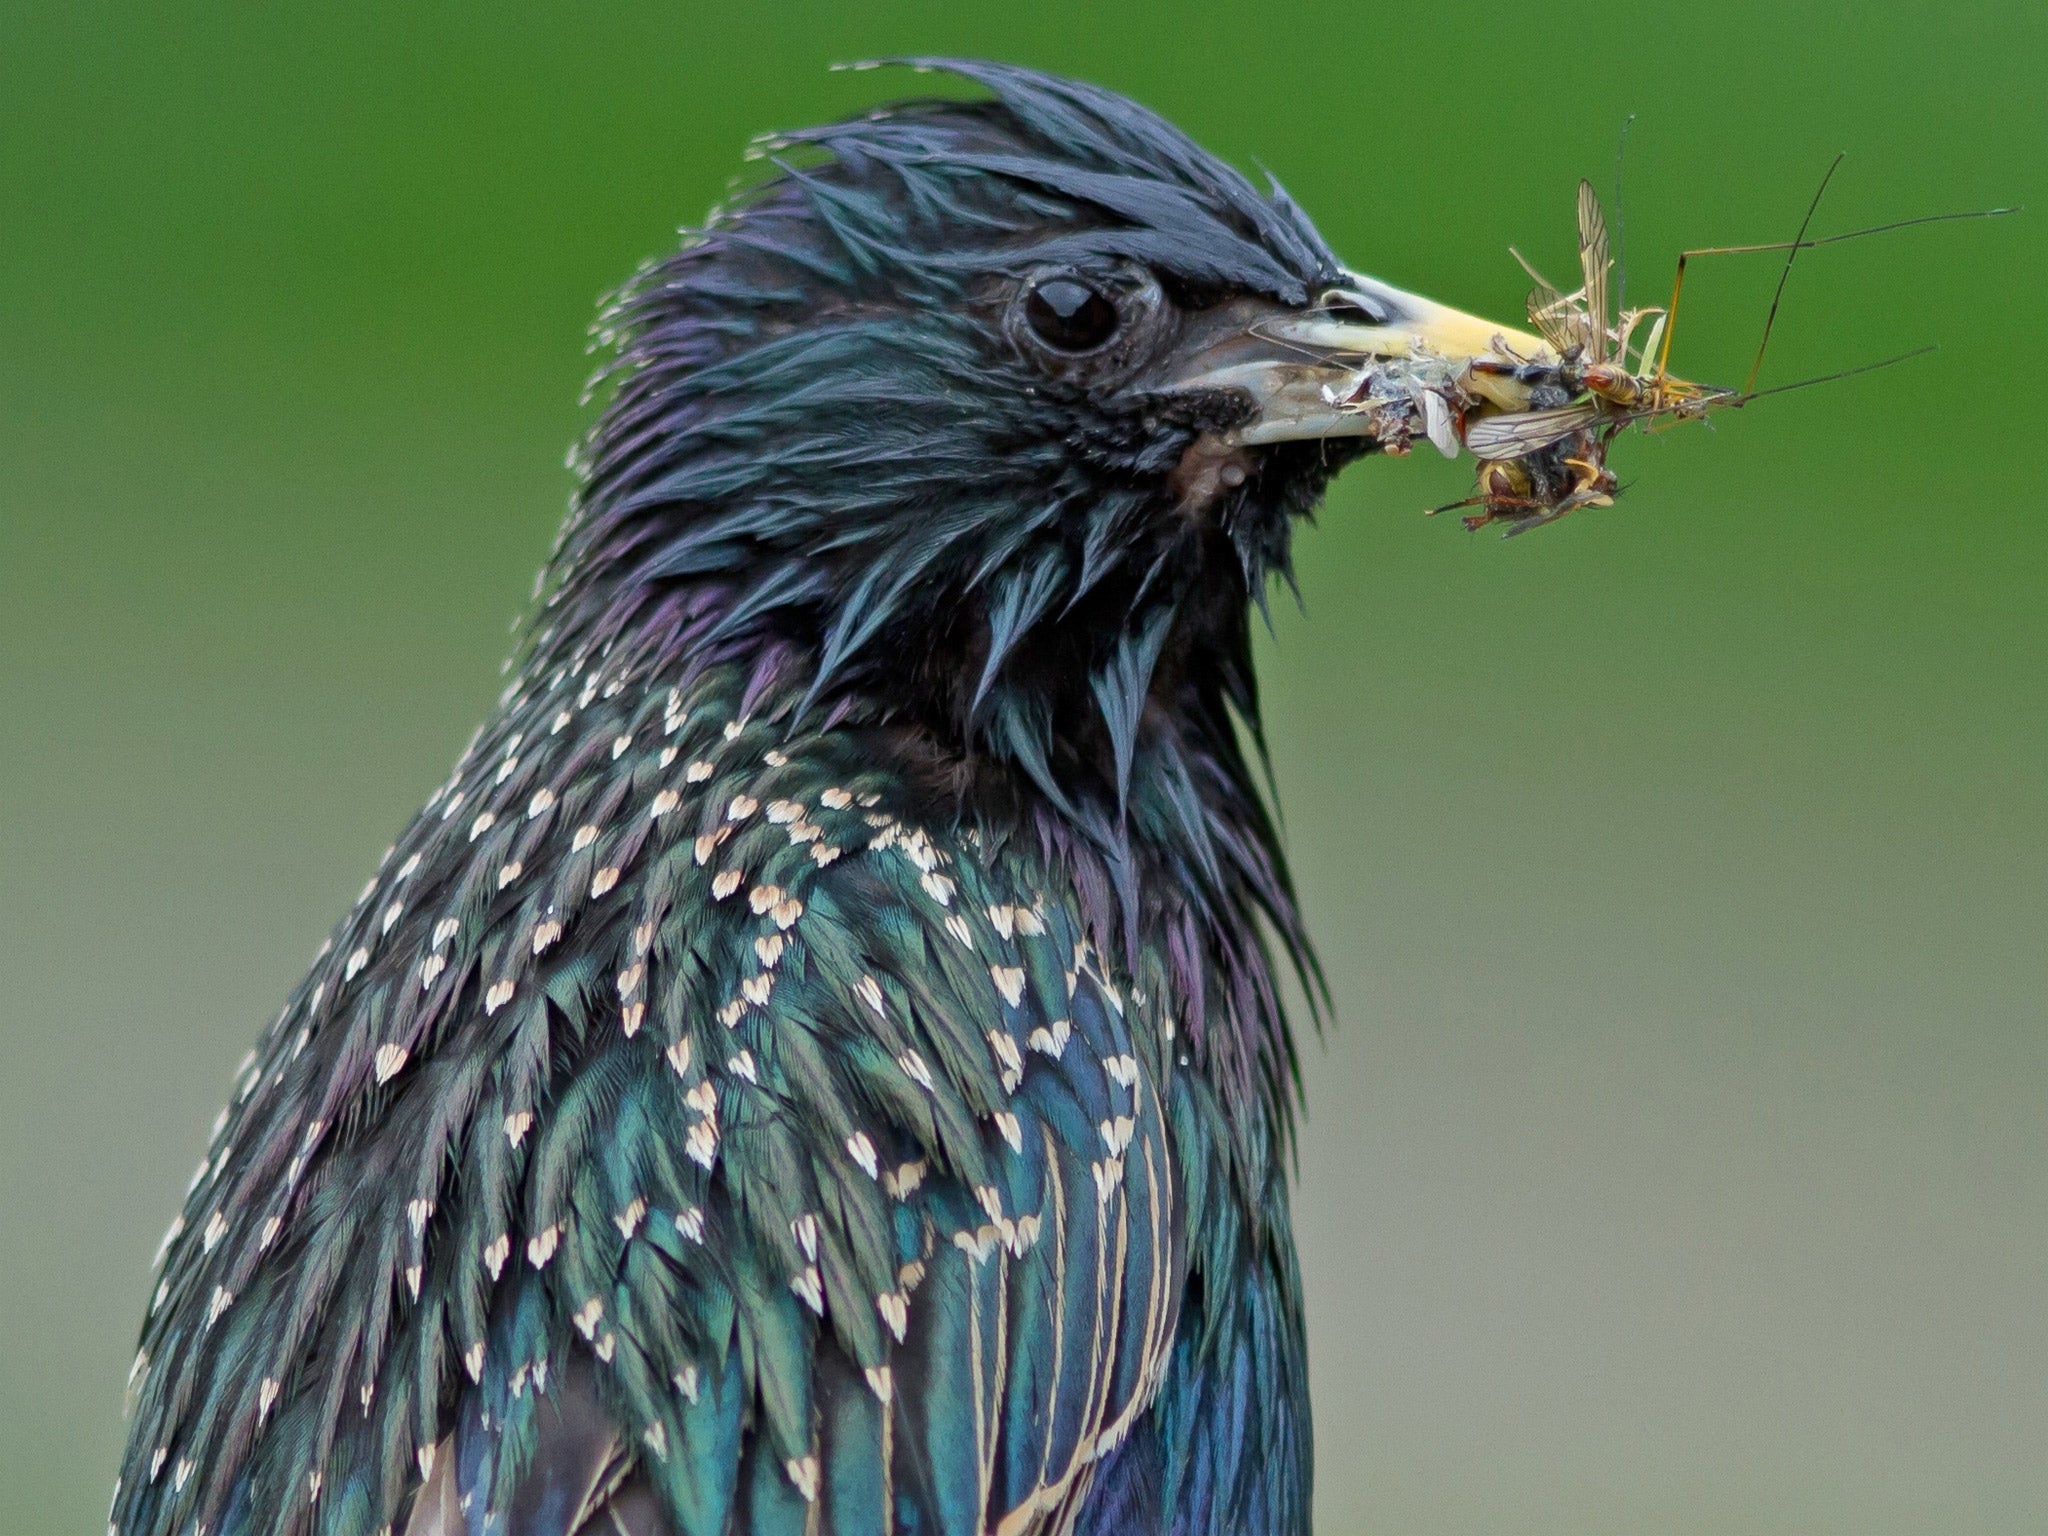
(122, 655), (1186, 1536)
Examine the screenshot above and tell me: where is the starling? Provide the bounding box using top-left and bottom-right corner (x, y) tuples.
(118, 60), (1546, 1536)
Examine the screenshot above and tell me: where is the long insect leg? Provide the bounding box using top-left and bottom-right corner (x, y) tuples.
(1652, 193), (2011, 385)
(1657, 151), (1841, 386)
(1653, 252), (1694, 387)
(1744, 151), (1846, 394)
(1725, 344), (1937, 407)
(1424, 493), (1490, 517)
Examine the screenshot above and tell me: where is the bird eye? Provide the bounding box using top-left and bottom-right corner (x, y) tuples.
(1023, 277), (1120, 353)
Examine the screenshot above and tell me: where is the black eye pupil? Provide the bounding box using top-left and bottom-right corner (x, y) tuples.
(1024, 278), (1119, 352)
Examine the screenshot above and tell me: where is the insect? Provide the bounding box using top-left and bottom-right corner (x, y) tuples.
(1431, 176), (1731, 533)
(1340, 160), (2007, 535)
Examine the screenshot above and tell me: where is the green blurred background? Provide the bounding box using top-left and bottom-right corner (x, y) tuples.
(2, 2), (2042, 1531)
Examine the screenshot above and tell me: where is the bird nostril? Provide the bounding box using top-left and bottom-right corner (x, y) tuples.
(1318, 290), (1390, 328)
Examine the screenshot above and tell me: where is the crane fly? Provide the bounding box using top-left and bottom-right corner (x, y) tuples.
(1333, 160), (2011, 535)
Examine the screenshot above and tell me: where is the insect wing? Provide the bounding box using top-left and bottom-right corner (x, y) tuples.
(1525, 282), (1584, 355)
(1463, 403), (1601, 458)
(1510, 245), (1585, 355)
(1576, 179), (1611, 362)
(1420, 388), (1461, 459)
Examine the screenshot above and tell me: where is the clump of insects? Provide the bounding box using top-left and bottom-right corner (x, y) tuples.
(1337, 154), (2008, 535)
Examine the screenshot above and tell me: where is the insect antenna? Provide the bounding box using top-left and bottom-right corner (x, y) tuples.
(1613, 113), (1637, 315)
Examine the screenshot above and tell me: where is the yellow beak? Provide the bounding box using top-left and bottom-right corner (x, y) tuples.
(1174, 271), (1553, 448)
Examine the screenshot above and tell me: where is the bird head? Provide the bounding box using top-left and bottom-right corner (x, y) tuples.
(548, 60), (1537, 843)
